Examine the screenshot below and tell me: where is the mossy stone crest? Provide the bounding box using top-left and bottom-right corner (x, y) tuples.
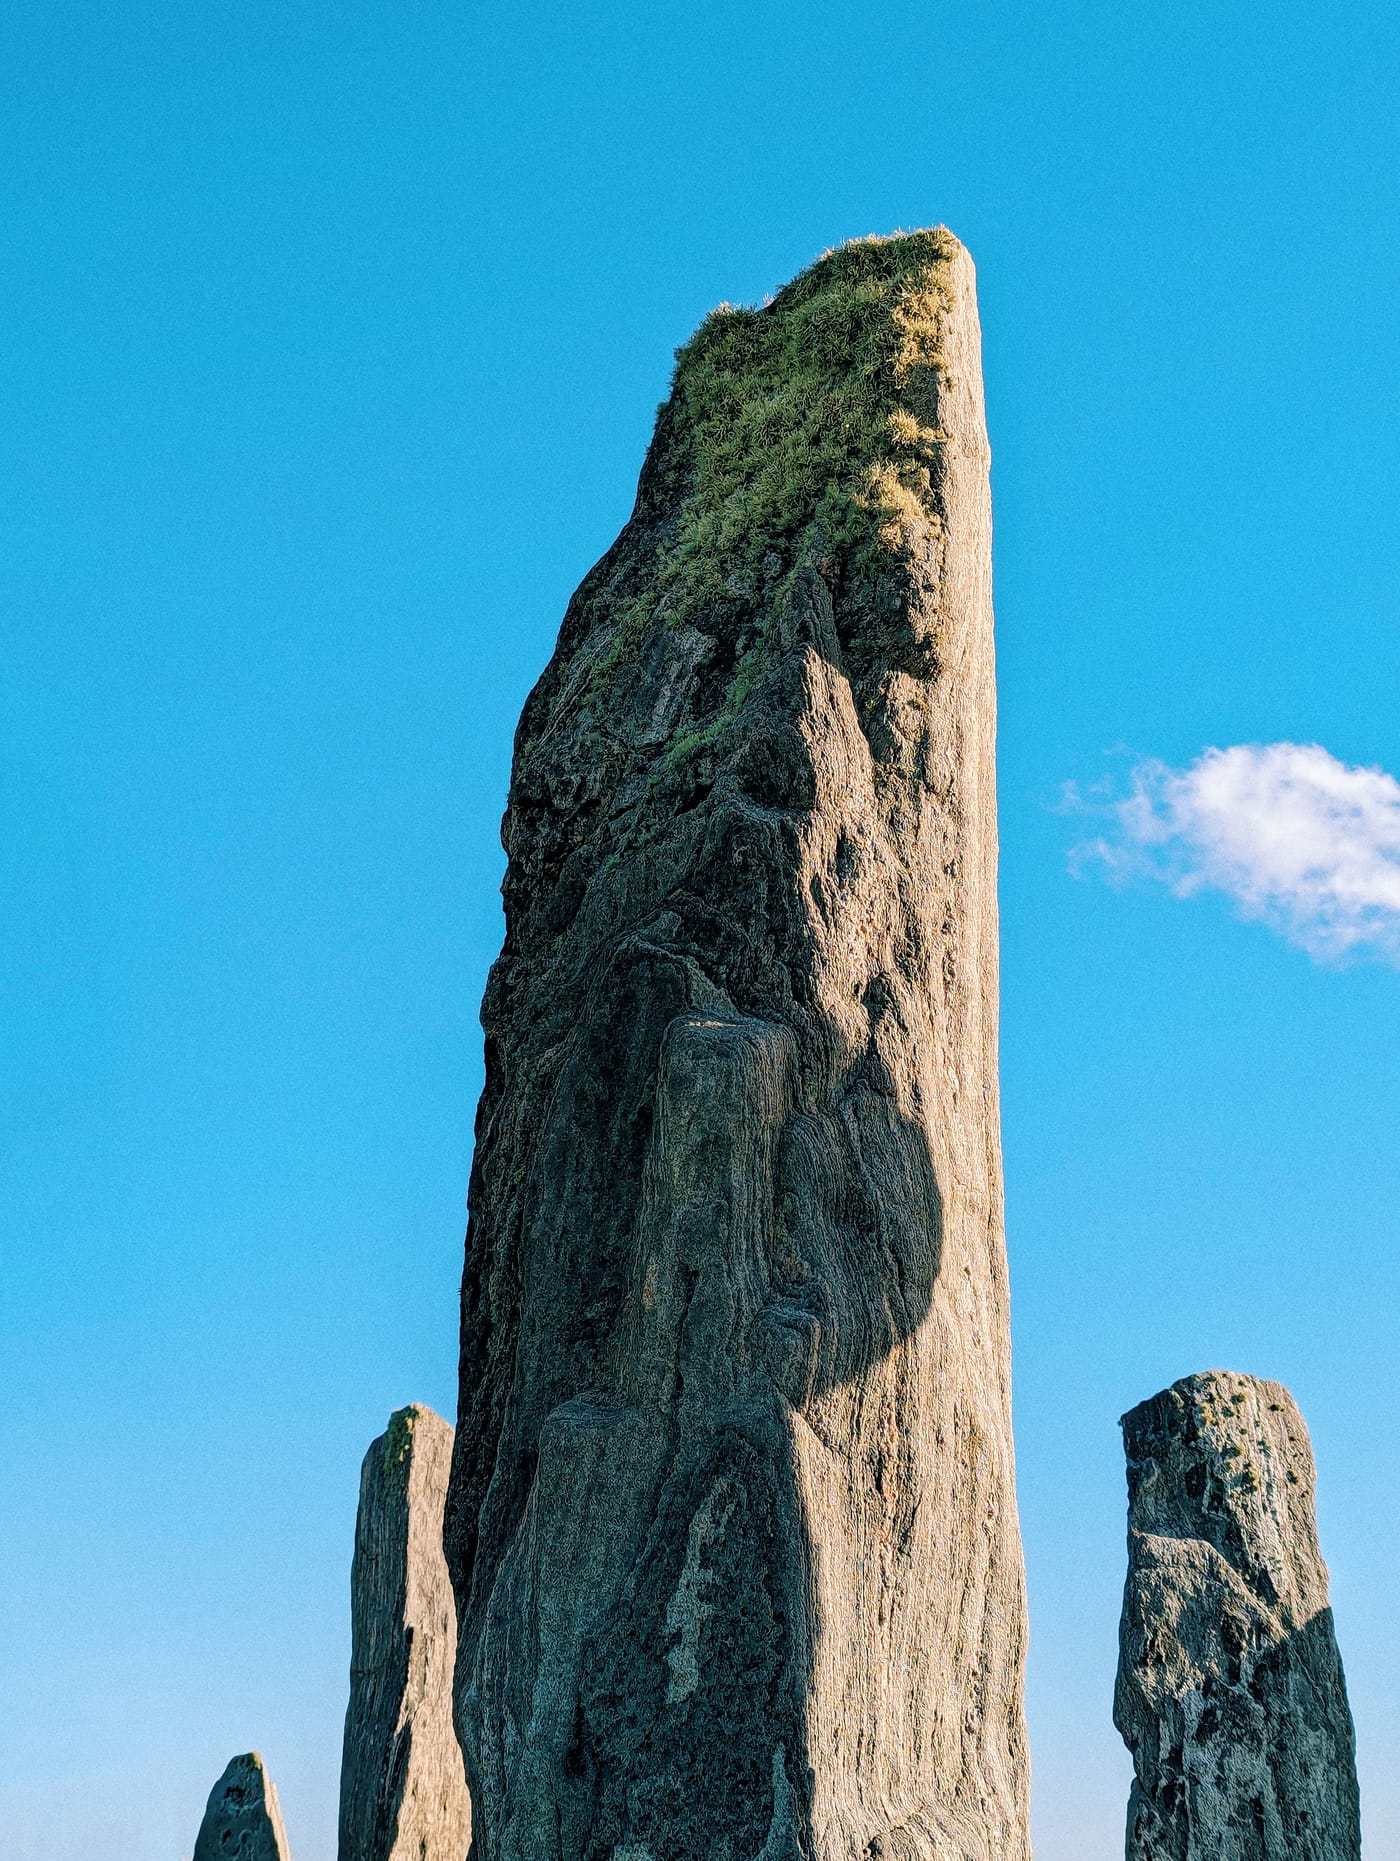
(660, 228), (958, 623)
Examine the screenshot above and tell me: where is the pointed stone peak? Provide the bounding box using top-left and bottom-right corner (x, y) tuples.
(193, 1752), (292, 1861)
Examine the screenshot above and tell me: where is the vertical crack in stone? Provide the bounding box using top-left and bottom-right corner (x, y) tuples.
(445, 228), (1029, 1861)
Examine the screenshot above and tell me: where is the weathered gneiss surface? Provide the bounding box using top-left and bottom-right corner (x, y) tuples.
(446, 229), (1029, 1860)
(338, 1404), (471, 1861)
(193, 1753), (292, 1861)
(1115, 1370), (1360, 1860)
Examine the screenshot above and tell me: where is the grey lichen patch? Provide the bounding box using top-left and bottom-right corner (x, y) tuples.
(663, 1474), (739, 1704)
(578, 1432), (799, 1861)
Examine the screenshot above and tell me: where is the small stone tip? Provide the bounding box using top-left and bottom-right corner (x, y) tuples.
(386, 1401), (449, 1429)
(1120, 1371), (1305, 1461)
(375, 1402), (453, 1476)
(1120, 1367), (1256, 1431)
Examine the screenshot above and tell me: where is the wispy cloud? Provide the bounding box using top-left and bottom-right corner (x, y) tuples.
(1070, 741), (1400, 963)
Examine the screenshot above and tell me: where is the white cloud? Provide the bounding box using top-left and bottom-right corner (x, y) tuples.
(1072, 741), (1400, 963)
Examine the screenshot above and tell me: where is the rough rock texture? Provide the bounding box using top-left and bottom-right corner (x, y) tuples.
(1115, 1370), (1360, 1860)
(193, 1753), (292, 1861)
(446, 229), (1029, 1861)
(338, 1404), (472, 1861)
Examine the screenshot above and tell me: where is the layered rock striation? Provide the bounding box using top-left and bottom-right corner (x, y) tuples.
(1115, 1370), (1360, 1860)
(446, 229), (1029, 1860)
(338, 1404), (471, 1861)
(193, 1752), (292, 1861)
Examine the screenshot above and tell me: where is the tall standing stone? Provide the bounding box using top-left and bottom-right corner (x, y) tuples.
(193, 1753), (292, 1861)
(338, 1404), (471, 1861)
(446, 229), (1028, 1860)
(1115, 1370), (1360, 1860)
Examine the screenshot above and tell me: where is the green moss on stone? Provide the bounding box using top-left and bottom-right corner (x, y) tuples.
(584, 228), (962, 720)
(381, 1405), (418, 1476)
(660, 228), (957, 626)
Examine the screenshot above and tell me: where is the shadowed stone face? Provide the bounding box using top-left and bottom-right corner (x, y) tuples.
(338, 1404), (471, 1861)
(1115, 1370), (1361, 1861)
(446, 229), (1028, 1861)
(193, 1753), (291, 1861)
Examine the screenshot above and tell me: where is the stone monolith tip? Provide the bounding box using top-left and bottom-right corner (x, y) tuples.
(1115, 1369), (1360, 1860)
(338, 1403), (471, 1861)
(193, 1752), (292, 1861)
(446, 228), (1029, 1860)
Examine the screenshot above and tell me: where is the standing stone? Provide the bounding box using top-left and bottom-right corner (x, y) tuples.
(193, 1753), (292, 1861)
(445, 228), (1029, 1861)
(338, 1404), (471, 1861)
(1115, 1370), (1360, 1860)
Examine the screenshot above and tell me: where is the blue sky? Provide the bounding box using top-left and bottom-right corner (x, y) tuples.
(3, 3), (1399, 1856)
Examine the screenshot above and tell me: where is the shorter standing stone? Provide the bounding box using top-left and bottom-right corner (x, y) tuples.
(338, 1403), (471, 1861)
(1115, 1369), (1360, 1860)
(193, 1752), (292, 1861)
